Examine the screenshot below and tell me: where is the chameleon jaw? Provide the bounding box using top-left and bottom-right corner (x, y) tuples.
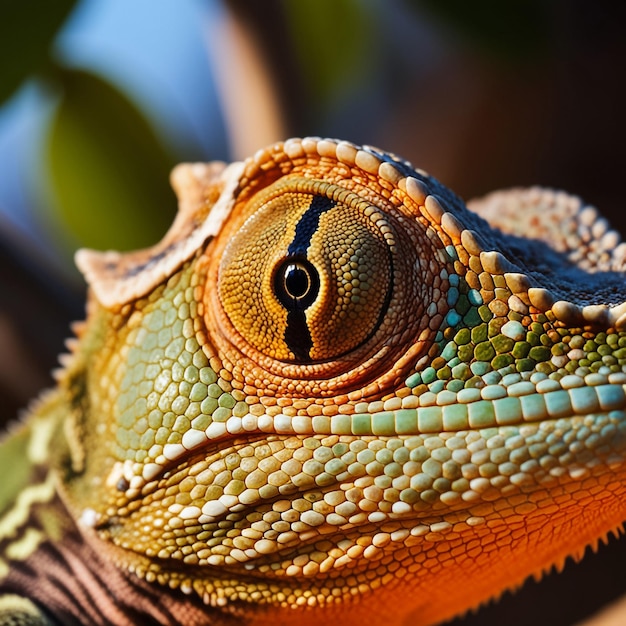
(82, 408), (626, 601)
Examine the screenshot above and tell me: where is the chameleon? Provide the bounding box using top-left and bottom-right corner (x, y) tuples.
(0, 136), (625, 626)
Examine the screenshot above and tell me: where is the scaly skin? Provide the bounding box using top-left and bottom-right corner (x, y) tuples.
(1, 137), (625, 625)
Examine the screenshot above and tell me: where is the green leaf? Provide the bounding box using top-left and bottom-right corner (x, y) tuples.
(46, 67), (177, 252)
(0, 0), (78, 104)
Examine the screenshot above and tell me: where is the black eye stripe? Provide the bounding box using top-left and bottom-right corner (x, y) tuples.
(287, 195), (336, 255)
(269, 194), (335, 362)
(274, 259), (318, 362)
(284, 309), (313, 362)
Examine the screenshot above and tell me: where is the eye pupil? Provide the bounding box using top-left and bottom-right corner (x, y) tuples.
(274, 257), (319, 311)
(284, 264), (310, 299)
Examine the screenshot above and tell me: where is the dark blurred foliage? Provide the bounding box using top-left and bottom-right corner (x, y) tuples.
(0, 1), (78, 102)
(1, 1), (625, 624)
(413, 0), (554, 63)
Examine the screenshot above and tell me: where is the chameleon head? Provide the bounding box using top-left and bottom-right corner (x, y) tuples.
(56, 138), (626, 624)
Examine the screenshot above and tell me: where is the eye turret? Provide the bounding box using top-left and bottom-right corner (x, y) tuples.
(216, 178), (396, 364)
(207, 168), (447, 396)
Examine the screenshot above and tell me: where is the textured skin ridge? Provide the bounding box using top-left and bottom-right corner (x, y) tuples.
(0, 137), (625, 626)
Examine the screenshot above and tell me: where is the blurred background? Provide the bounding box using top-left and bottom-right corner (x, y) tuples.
(1, 1), (625, 624)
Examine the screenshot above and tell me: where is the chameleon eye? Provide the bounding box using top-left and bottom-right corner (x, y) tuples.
(215, 177), (396, 365)
(207, 166), (445, 395)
